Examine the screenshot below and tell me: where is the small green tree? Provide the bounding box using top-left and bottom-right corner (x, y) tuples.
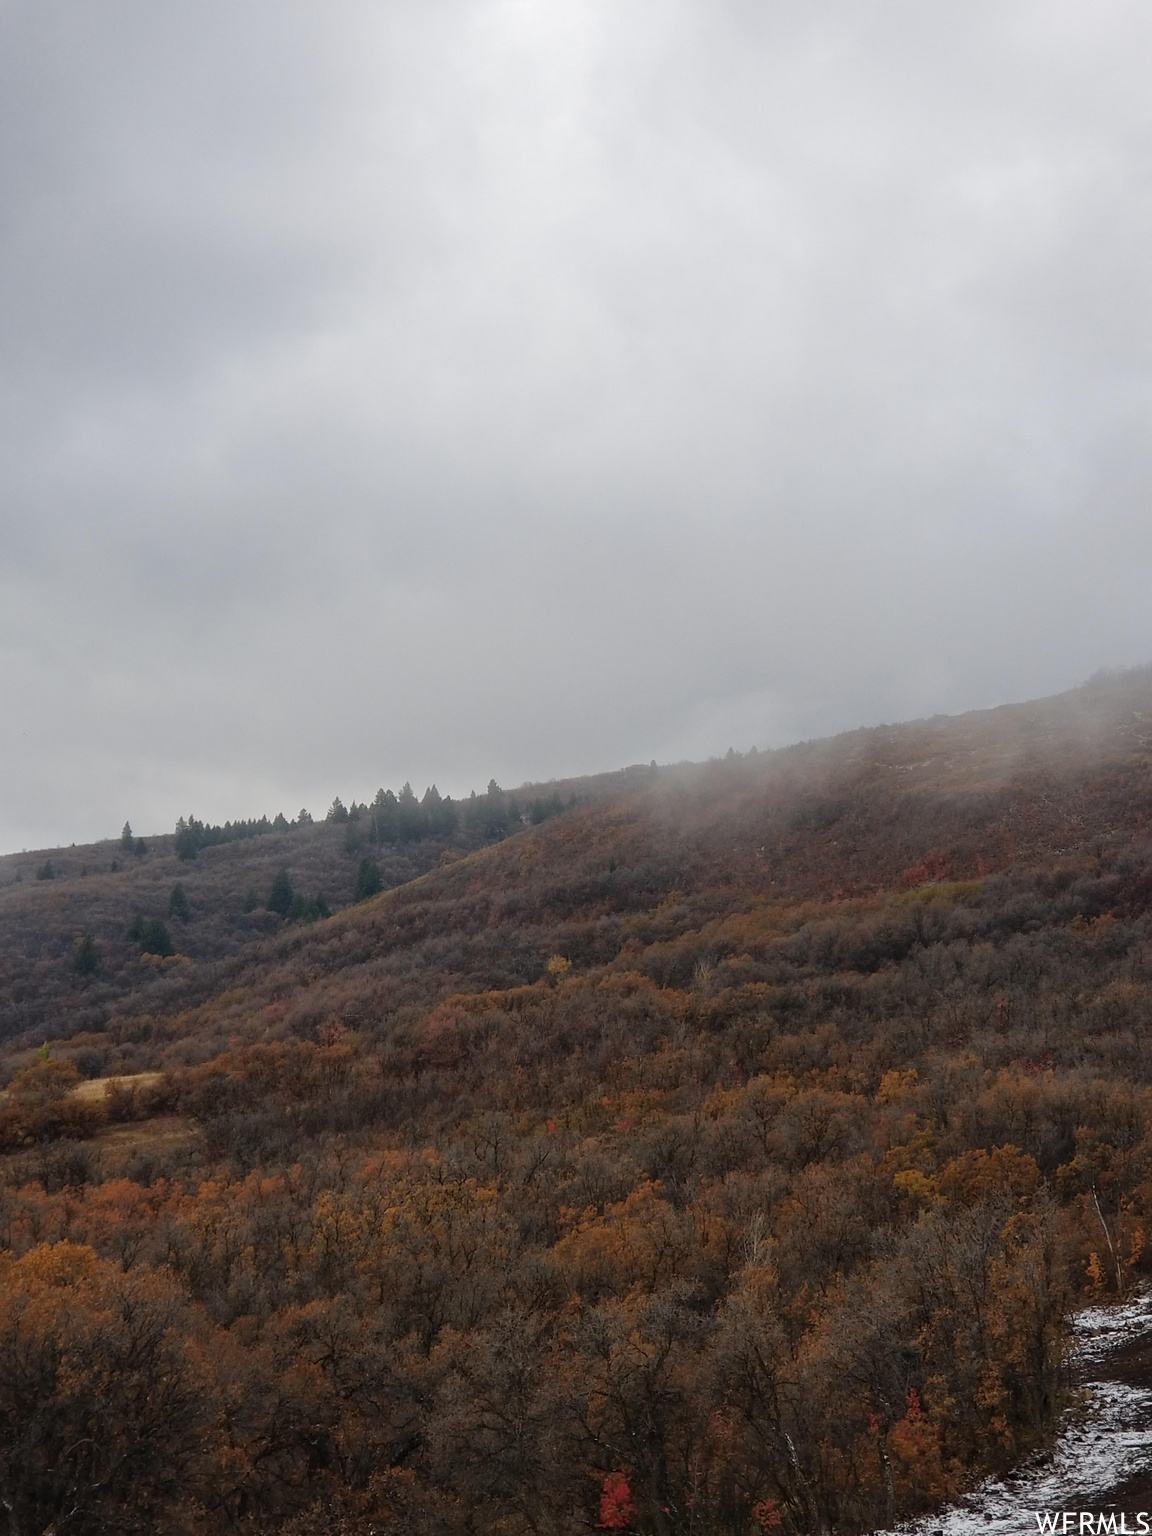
(371, 789), (399, 844)
(355, 858), (383, 901)
(267, 869), (294, 917)
(127, 916), (174, 957)
(422, 784), (458, 835)
(120, 821), (134, 851)
(396, 783), (423, 842)
(73, 934), (99, 976)
(174, 818), (199, 861)
(287, 891), (330, 923)
(168, 884), (190, 923)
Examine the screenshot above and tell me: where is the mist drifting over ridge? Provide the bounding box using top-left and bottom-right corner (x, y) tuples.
(2, 1), (1151, 852)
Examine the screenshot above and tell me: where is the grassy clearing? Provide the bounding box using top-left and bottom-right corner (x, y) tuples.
(69, 1071), (166, 1102)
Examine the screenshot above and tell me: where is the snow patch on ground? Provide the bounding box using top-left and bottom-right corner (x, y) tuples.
(876, 1293), (1152, 1536)
(1072, 1292), (1152, 1367)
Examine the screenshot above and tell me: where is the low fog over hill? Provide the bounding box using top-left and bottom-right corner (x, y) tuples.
(2, 674), (1152, 1531)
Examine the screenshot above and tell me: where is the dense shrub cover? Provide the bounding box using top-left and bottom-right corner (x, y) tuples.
(2, 673), (1152, 1533)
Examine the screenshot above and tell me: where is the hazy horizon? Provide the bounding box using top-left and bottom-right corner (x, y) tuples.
(4, 2), (1151, 852)
(5, 664), (1146, 858)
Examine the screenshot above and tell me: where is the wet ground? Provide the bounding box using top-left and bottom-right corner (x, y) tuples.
(878, 1292), (1152, 1536)
(1074, 1294), (1152, 1510)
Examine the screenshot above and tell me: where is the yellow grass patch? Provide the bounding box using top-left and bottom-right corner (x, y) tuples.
(70, 1071), (165, 1103)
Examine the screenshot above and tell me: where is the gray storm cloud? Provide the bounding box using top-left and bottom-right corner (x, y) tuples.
(2, 0), (1150, 850)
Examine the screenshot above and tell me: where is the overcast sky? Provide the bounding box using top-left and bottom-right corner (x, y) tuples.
(2, 1), (1150, 851)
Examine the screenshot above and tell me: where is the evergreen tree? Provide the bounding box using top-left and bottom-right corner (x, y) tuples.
(397, 783), (422, 842)
(287, 890), (330, 923)
(120, 822), (134, 851)
(464, 788), (482, 833)
(355, 858), (383, 901)
(530, 791), (565, 824)
(371, 788), (399, 844)
(174, 817), (202, 860)
(73, 933), (99, 976)
(168, 884), (190, 922)
(127, 916), (174, 957)
(175, 813), (279, 857)
(483, 779), (508, 837)
(421, 784), (458, 835)
(267, 869), (294, 917)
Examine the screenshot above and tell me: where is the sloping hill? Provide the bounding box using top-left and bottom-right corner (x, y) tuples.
(3, 670), (1152, 1536)
(9, 667), (1152, 1071)
(0, 775), (586, 1054)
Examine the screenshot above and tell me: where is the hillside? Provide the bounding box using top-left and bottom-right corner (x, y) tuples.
(0, 777), (578, 1056)
(3, 670), (1152, 1535)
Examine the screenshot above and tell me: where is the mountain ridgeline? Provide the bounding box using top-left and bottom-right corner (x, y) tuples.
(0, 777), (575, 1049)
(3, 672), (1152, 1534)
(168, 778), (572, 864)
